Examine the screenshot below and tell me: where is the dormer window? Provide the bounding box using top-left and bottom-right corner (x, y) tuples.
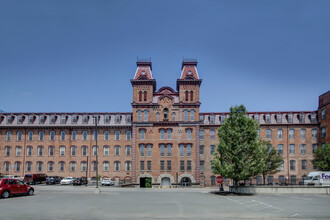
(50, 115), (55, 124)
(72, 115), (77, 124)
(265, 114), (270, 123)
(277, 114), (282, 123)
(127, 115), (131, 123)
(210, 115), (214, 124)
(116, 115), (121, 123)
(83, 115), (88, 124)
(61, 115), (66, 124)
(28, 115), (34, 124)
(288, 114), (293, 123)
(104, 115), (110, 124)
(18, 115), (23, 124)
(7, 115), (12, 124)
(311, 114), (316, 123)
(300, 113), (305, 123)
(187, 70), (192, 75)
(40, 115), (45, 124)
(141, 70), (146, 75)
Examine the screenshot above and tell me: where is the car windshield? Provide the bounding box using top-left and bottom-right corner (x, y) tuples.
(308, 176), (313, 180)
(64, 177), (71, 180)
(103, 178), (110, 181)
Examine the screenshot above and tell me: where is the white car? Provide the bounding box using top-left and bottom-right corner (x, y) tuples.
(101, 178), (114, 186)
(60, 177), (74, 185)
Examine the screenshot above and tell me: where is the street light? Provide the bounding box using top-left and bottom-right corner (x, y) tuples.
(93, 116), (99, 189)
(85, 153), (89, 186)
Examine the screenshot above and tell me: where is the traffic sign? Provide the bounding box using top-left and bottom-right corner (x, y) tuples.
(216, 176), (224, 184)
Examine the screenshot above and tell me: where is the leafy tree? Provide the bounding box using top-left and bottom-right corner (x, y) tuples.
(212, 105), (264, 192)
(260, 140), (283, 185)
(312, 143), (330, 171)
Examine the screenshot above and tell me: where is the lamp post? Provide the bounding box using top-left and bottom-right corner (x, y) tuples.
(93, 116), (99, 189)
(85, 153), (89, 186)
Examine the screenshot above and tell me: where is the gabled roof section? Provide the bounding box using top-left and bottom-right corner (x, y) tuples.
(180, 59), (199, 80)
(134, 59), (154, 80)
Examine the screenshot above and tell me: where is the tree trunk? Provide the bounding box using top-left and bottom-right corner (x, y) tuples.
(234, 180), (238, 193)
(263, 174), (266, 185)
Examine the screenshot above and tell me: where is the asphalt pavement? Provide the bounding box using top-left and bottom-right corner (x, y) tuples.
(0, 185), (329, 220)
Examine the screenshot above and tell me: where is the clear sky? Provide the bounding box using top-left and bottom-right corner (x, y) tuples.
(1, 0), (329, 113)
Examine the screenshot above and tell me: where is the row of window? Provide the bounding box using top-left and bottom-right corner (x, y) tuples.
(200, 112), (321, 124)
(138, 128), (193, 140)
(136, 109), (196, 122)
(277, 144), (319, 155)
(3, 145), (132, 157)
(3, 161), (131, 173)
(4, 114), (131, 125)
(262, 128), (326, 139)
(3, 130), (132, 142)
(288, 160), (313, 171)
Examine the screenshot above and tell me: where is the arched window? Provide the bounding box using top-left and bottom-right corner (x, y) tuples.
(144, 91), (147, 101)
(144, 110), (148, 121)
(185, 91), (189, 101)
(190, 110), (195, 121)
(60, 131), (66, 141)
(321, 108), (326, 120)
(6, 131), (12, 141)
(126, 145), (131, 156)
(103, 161), (109, 171)
(184, 110), (188, 122)
(156, 112), (160, 122)
(126, 161), (131, 171)
(50, 131), (55, 141)
(28, 131), (33, 141)
(138, 91), (142, 102)
(93, 145), (98, 156)
(172, 112), (176, 121)
(71, 146), (77, 156)
(137, 110), (142, 122)
(164, 108), (168, 120)
(37, 146), (43, 156)
(115, 146), (120, 155)
(190, 91), (193, 101)
(26, 162), (32, 172)
(140, 129), (145, 140)
(82, 146), (88, 156)
(104, 145), (109, 156)
(27, 146), (32, 156)
(210, 130), (215, 140)
(17, 131), (22, 141)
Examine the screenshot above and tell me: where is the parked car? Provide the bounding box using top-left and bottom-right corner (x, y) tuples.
(3, 175), (24, 181)
(46, 176), (62, 184)
(24, 174), (47, 185)
(0, 178), (34, 199)
(101, 178), (114, 186)
(89, 176), (99, 184)
(60, 177), (74, 185)
(72, 177), (88, 185)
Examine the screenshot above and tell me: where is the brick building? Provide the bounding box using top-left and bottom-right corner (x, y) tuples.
(0, 59), (329, 187)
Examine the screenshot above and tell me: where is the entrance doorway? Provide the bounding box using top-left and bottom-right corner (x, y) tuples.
(161, 177), (171, 188)
(140, 177), (152, 188)
(180, 177), (191, 187)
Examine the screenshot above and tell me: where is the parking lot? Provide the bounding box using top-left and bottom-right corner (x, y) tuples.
(1, 184), (330, 219)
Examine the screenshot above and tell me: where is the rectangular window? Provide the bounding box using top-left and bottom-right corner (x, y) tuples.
(40, 115), (45, 124)
(167, 161), (171, 171)
(301, 129), (306, 139)
(199, 145), (204, 155)
(126, 131), (131, 140)
(116, 115), (121, 123)
(266, 114), (270, 123)
(48, 162), (54, 172)
(60, 147), (65, 156)
(210, 115), (214, 124)
(290, 160), (295, 171)
(221, 115), (226, 124)
(180, 144), (184, 157)
(160, 160), (165, 171)
(16, 147), (22, 156)
(26, 162), (32, 172)
(126, 146), (131, 156)
(277, 114), (282, 123)
(61, 115), (66, 124)
(140, 144), (145, 157)
(277, 129), (283, 139)
(180, 161), (184, 171)
(289, 144), (295, 155)
(184, 110), (188, 122)
(266, 129), (271, 139)
(49, 146), (54, 156)
(312, 144), (318, 153)
(277, 144), (283, 155)
(254, 114), (259, 122)
(83, 115), (88, 124)
(302, 160), (307, 170)
(71, 131), (76, 141)
(210, 145), (215, 155)
(103, 162), (109, 171)
(289, 129), (294, 139)
(115, 146), (120, 155)
(160, 129), (165, 140)
(144, 111), (148, 122)
(137, 111), (142, 122)
(72, 115), (77, 124)
(166, 144), (171, 157)
(104, 146), (109, 156)
(312, 129), (317, 138)
(199, 130), (204, 140)
(126, 115), (131, 123)
(300, 114), (305, 123)
(311, 114), (316, 123)
(140, 161), (145, 171)
(115, 131), (120, 140)
(104, 115), (110, 124)
(50, 115), (55, 124)
(28, 115), (34, 124)
(147, 144), (152, 157)
(200, 161), (205, 172)
(187, 160), (192, 171)
(210, 130), (215, 140)
(81, 162), (87, 171)
(160, 144), (165, 157)
(187, 144), (191, 157)
(18, 115), (22, 124)
(59, 162), (65, 172)
(187, 129), (191, 140)
(167, 129), (171, 140)
(147, 161), (151, 171)
(300, 144), (306, 154)
(288, 114), (293, 123)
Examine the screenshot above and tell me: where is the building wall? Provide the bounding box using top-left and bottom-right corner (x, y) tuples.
(0, 60), (328, 187)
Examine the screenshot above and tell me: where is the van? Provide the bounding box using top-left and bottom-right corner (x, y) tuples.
(304, 172), (330, 186)
(24, 174), (47, 185)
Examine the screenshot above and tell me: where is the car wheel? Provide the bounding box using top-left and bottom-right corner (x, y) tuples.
(1, 190), (10, 199)
(27, 189), (34, 196)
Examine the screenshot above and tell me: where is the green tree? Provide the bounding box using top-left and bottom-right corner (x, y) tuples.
(312, 144), (330, 171)
(212, 105), (264, 192)
(260, 141), (283, 185)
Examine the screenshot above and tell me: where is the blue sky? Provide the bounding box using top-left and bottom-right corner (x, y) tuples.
(1, 0), (329, 113)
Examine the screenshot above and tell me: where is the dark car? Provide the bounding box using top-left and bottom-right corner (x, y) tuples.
(0, 178), (34, 199)
(24, 174), (47, 185)
(72, 177), (88, 185)
(46, 176), (62, 184)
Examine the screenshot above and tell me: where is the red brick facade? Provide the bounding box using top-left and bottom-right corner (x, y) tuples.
(0, 60), (329, 187)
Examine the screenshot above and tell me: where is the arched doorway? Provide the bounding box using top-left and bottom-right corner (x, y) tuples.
(180, 177), (191, 187)
(161, 177), (171, 188)
(140, 177), (152, 188)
